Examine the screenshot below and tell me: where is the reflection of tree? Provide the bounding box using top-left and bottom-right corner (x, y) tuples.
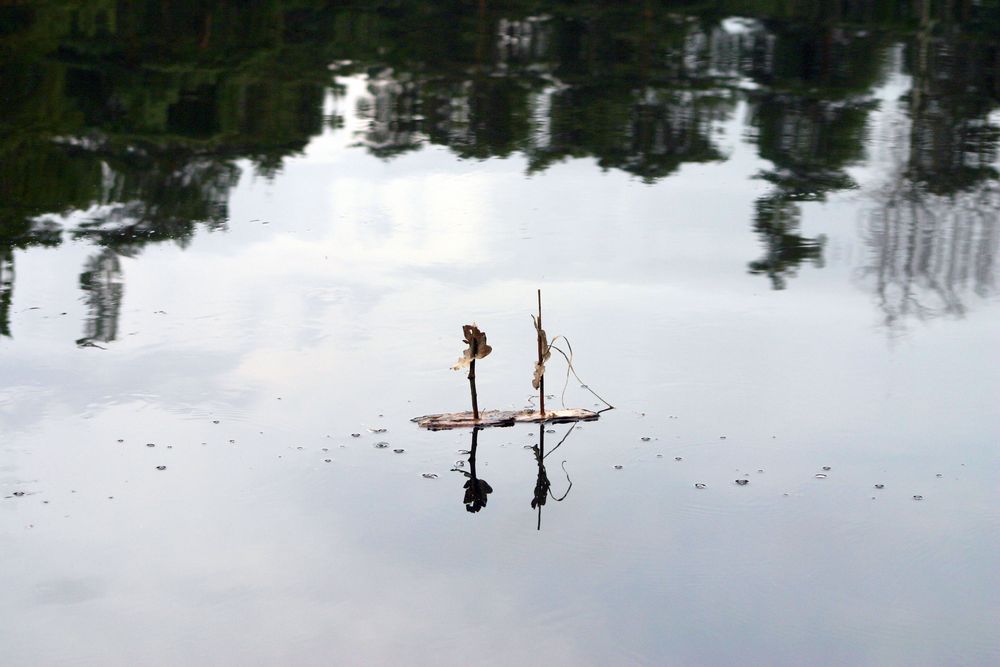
(0, 236), (61, 340)
(863, 181), (1000, 329)
(745, 21), (885, 289)
(0, 0), (339, 338)
(0, 247), (12, 338)
(355, 70), (425, 159)
(0, 0), (337, 247)
(77, 248), (123, 347)
(346, 8), (737, 181)
(66, 151), (240, 248)
(2, 0), (999, 316)
(530, 85), (730, 182)
(748, 196), (825, 290)
(861, 20), (1000, 331)
(454, 428), (493, 513)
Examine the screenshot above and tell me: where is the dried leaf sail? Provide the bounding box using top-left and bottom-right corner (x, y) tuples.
(452, 324), (492, 371)
(531, 314), (551, 390)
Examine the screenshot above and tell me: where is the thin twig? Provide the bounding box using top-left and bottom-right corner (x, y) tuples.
(547, 338), (615, 411)
(468, 358), (479, 420)
(537, 289), (545, 418)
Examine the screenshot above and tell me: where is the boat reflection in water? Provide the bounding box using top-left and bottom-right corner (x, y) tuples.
(531, 422), (574, 531)
(454, 422), (575, 530)
(453, 427), (493, 514)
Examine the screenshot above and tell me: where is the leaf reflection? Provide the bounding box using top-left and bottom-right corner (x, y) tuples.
(453, 428), (493, 514)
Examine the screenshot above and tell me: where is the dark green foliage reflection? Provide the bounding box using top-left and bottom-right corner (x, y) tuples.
(1, 0), (998, 337)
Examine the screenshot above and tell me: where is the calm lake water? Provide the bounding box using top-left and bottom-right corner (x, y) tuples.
(2, 3), (999, 665)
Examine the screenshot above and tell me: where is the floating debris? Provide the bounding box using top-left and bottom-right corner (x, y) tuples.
(373, 442), (389, 449)
(413, 407), (599, 430)
(421, 473), (438, 479)
(613, 465), (623, 470)
(641, 437), (651, 442)
(735, 479), (749, 486)
(656, 454), (664, 458)
(913, 495), (924, 501)
(351, 433), (361, 438)
(936, 473), (943, 478)
(212, 420), (220, 424)
(393, 449), (405, 454)
(117, 439), (124, 443)
(12, 491), (26, 497)
(695, 483), (706, 489)
(814, 473), (828, 479)
(822, 466), (832, 471)
(324, 459), (332, 463)
(875, 484), (885, 489)
(674, 457), (683, 461)
(369, 428), (387, 434)
(155, 465), (166, 471)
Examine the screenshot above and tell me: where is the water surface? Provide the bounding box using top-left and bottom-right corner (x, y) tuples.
(2, 3), (999, 665)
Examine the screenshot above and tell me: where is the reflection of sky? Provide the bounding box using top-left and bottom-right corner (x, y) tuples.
(2, 73), (999, 665)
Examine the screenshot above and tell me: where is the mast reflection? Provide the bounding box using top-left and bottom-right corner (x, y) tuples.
(454, 427), (493, 514)
(532, 423), (573, 531)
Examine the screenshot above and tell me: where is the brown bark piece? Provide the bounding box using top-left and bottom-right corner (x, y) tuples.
(513, 408), (600, 424)
(412, 407), (599, 430)
(411, 410), (517, 431)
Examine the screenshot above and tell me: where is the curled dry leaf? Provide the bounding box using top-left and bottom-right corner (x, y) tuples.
(531, 315), (551, 389)
(532, 362), (544, 390)
(452, 324), (492, 370)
